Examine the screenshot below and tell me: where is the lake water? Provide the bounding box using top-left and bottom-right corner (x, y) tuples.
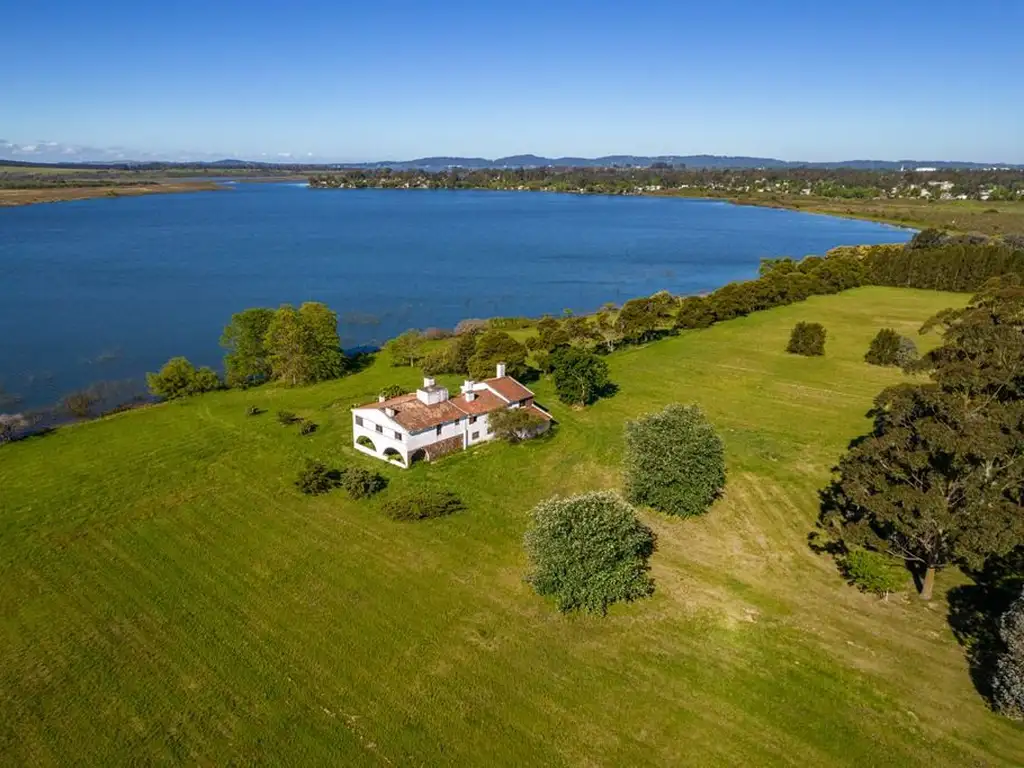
(0, 184), (911, 409)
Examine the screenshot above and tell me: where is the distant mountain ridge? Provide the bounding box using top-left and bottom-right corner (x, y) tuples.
(347, 154), (1022, 171)
(2, 140), (1021, 171)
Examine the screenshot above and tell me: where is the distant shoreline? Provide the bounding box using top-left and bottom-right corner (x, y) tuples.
(0, 180), (225, 207)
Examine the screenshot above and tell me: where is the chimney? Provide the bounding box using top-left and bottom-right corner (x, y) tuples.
(385, 407), (396, 417)
(378, 394), (386, 403)
(423, 376), (436, 388)
(496, 362), (506, 378)
(461, 380), (476, 401)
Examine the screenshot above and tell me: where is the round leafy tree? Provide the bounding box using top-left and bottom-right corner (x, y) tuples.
(551, 347), (610, 406)
(623, 404), (725, 517)
(524, 491), (655, 615)
(786, 322), (826, 356)
(865, 328), (902, 366)
(994, 589), (1024, 719)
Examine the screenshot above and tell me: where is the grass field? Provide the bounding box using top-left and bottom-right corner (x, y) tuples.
(2, 287), (1022, 765)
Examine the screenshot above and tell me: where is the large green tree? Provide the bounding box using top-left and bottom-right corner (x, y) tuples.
(264, 305), (313, 386)
(524, 491), (655, 615)
(263, 303), (344, 387)
(299, 302), (345, 381)
(623, 404), (726, 518)
(820, 277), (1024, 600)
(550, 347), (610, 406)
(467, 330), (528, 380)
(221, 307), (275, 387)
(384, 330), (426, 368)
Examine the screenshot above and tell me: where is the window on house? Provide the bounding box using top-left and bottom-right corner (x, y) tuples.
(355, 415), (364, 427)
(454, 418), (459, 425)
(471, 431), (480, 440)
(376, 424), (383, 434)
(469, 415), (477, 424)
(395, 431), (403, 441)
(436, 425), (442, 436)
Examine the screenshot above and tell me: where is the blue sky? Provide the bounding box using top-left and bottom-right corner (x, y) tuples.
(2, 0), (1022, 162)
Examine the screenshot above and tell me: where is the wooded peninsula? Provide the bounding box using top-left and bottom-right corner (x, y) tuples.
(309, 166), (1024, 235)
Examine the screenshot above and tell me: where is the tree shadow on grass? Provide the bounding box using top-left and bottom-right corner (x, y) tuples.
(344, 351), (377, 376)
(947, 554), (1023, 706)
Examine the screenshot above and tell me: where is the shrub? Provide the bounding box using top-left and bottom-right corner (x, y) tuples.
(340, 467), (388, 499)
(523, 491), (655, 615)
(786, 322), (826, 356)
(146, 356), (222, 399)
(379, 384), (405, 400)
(994, 589), (1024, 720)
(623, 404), (725, 517)
(277, 410), (299, 425)
(489, 407), (546, 443)
(551, 347), (610, 406)
(896, 336), (919, 369)
(840, 548), (907, 597)
(865, 328), (902, 366)
(295, 460), (341, 495)
(63, 390), (98, 419)
(382, 488), (463, 521)
(299, 419), (318, 435)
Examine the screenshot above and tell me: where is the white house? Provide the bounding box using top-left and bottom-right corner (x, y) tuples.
(351, 362), (552, 467)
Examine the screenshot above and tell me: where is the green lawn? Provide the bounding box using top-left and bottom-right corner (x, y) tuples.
(2, 287), (1022, 765)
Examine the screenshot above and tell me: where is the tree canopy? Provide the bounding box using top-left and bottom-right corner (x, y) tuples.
(819, 280), (1024, 599)
(147, 357), (222, 400)
(467, 330), (528, 380)
(221, 307), (275, 387)
(623, 404), (726, 517)
(264, 303), (345, 386)
(523, 491), (655, 615)
(550, 347), (610, 406)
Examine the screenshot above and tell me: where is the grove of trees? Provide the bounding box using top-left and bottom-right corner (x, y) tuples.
(818, 277), (1024, 600)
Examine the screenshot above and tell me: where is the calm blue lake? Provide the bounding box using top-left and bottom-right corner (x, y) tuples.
(0, 184), (911, 409)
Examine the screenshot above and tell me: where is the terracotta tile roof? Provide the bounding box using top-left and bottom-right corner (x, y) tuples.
(483, 376), (534, 403)
(450, 389), (506, 415)
(356, 393), (464, 433)
(525, 403), (553, 421)
(391, 399), (465, 432)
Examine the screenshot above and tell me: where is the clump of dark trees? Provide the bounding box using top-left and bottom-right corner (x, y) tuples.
(295, 459), (388, 499)
(817, 276), (1024, 601)
(864, 328), (918, 368)
(787, 322), (826, 356)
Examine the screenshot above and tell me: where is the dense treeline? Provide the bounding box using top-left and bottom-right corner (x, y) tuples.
(309, 166), (1024, 200)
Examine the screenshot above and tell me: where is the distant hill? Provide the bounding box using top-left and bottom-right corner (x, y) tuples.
(2, 148), (1021, 173)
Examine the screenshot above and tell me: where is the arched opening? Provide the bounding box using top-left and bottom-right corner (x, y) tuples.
(383, 447), (404, 465)
(356, 435), (376, 452)
(409, 448), (427, 465)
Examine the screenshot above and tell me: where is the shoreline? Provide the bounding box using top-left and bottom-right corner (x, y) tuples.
(308, 181), (1023, 235)
(0, 180), (225, 207)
